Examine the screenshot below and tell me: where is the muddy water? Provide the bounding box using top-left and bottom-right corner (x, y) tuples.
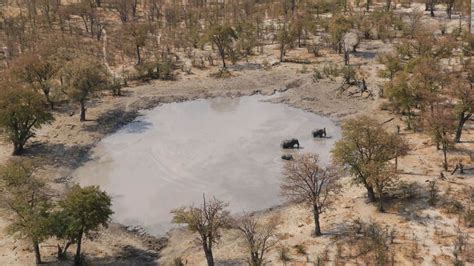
(74, 95), (341, 236)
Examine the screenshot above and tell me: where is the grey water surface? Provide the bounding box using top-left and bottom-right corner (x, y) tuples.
(73, 95), (341, 236)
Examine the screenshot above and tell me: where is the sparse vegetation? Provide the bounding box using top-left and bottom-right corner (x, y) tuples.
(0, 0), (472, 265)
(235, 214), (278, 266)
(171, 196), (230, 266)
(281, 153), (341, 235)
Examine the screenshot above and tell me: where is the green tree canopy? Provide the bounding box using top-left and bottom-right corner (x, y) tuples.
(0, 80), (54, 155)
(62, 56), (110, 121)
(50, 185), (113, 265)
(10, 53), (59, 109)
(202, 25), (237, 69)
(332, 116), (408, 209)
(0, 161), (52, 264)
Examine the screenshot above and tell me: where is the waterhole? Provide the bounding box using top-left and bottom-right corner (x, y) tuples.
(74, 95), (341, 236)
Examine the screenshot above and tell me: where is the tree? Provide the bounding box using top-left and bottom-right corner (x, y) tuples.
(62, 57), (110, 121)
(281, 153), (341, 236)
(11, 53), (59, 109)
(366, 162), (399, 212)
(171, 196), (230, 266)
(426, 0), (436, 17)
(0, 161), (51, 264)
(332, 116), (408, 207)
(122, 22), (150, 65)
(444, 0), (455, 19)
(384, 72), (418, 129)
(50, 185), (113, 265)
(235, 214), (278, 266)
(203, 25), (237, 69)
(377, 52), (403, 81)
(276, 22), (295, 62)
(328, 15), (353, 54)
(0, 81), (54, 155)
(114, 0), (133, 23)
(410, 57), (445, 114)
(235, 21), (258, 60)
(423, 105), (455, 171)
(451, 64), (474, 143)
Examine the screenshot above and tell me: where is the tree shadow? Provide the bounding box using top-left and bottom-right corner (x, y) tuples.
(382, 182), (436, 221)
(57, 245), (160, 266)
(120, 120), (153, 134)
(83, 108), (142, 135)
(227, 63), (262, 71)
(23, 142), (94, 170)
(353, 51), (377, 60)
(215, 258), (246, 265)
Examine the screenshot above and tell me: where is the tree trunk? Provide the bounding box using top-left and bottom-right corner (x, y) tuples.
(312, 204), (322, 236)
(203, 246), (214, 266)
(280, 45), (284, 62)
(454, 112), (471, 143)
(136, 45), (141, 65)
(429, 0), (435, 17)
(74, 230), (83, 266)
(57, 241), (72, 260)
(386, 0), (391, 11)
(395, 155), (398, 172)
(34, 241), (42, 265)
(367, 186), (376, 202)
(442, 144), (448, 171)
(12, 143), (24, 156)
(80, 100), (86, 122)
(344, 50), (350, 65)
(378, 194), (385, 212)
(221, 54), (226, 69)
(217, 46), (226, 69)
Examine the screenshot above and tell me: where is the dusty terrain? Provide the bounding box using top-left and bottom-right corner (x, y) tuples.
(0, 58), (374, 264)
(0, 4), (473, 266)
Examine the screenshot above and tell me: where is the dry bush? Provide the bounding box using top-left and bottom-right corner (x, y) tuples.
(340, 219), (397, 265)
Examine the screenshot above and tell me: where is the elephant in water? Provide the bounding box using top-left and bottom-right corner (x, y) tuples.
(281, 139), (300, 149)
(312, 128), (327, 138)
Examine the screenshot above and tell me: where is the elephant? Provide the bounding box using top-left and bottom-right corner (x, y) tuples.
(312, 128), (327, 138)
(281, 139), (300, 149)
(281, 154), (294, 161)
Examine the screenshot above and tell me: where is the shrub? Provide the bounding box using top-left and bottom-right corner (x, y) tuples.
(312, 68), (323, 81)
(343, 219), (396, 265)
(294, 244), (307, 255)
(134, 57), (176, 81)
(428, 180), (439, 206)
(463, 208), (473, 227)
(279, 246), (291, 263)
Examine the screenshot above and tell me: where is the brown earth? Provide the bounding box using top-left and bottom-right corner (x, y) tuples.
(0, 6), (473, 265)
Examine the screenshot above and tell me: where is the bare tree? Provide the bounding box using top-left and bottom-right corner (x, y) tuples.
(171, 196), (230, 266)
(235, 214), (279, 266)
(281, 153), (341, 236)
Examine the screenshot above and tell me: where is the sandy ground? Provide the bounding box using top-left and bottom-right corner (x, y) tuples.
(0, 58), (375, 264)
(0, 6), (473, 264)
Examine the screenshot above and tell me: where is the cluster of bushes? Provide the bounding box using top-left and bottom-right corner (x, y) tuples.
(134, 56), (177, 81)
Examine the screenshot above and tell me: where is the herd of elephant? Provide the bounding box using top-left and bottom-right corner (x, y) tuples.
(280, 128), (327, 161)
